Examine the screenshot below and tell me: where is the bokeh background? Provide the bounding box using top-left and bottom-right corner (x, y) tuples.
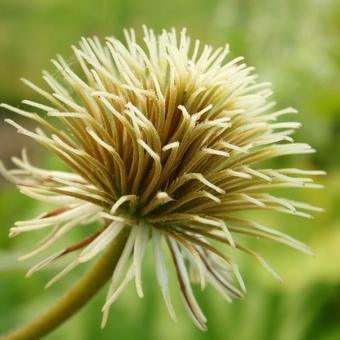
(0, 0), (339, 339)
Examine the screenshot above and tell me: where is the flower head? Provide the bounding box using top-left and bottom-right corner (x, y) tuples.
(0, 27), (324, 330)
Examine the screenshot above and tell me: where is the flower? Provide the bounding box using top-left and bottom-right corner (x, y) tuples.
(0, 27), (324, 330)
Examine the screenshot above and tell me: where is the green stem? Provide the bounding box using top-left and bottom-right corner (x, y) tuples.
(4, 231), (128, 340)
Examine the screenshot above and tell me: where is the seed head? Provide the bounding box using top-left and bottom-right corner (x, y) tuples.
(0, 27), (324, 330)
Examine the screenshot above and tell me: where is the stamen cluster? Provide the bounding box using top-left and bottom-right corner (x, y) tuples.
(0, 27), (324, 330)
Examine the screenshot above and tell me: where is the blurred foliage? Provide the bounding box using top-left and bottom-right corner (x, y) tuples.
(0, 0), (339, 339)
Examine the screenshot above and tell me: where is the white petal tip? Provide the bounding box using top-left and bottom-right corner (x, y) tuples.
(18, 255), (29, 261)
(307, 249), (316, 257)
(137, 289), (144, 299)
(77, 256), (89, 263)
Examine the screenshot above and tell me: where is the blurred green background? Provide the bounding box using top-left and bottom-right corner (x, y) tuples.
(0, 0), (339, 339)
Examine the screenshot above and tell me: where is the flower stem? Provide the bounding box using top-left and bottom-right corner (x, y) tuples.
(4, 230), (128, 340)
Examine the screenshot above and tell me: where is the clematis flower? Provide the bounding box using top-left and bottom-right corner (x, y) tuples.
(0, 27), (324, 331)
